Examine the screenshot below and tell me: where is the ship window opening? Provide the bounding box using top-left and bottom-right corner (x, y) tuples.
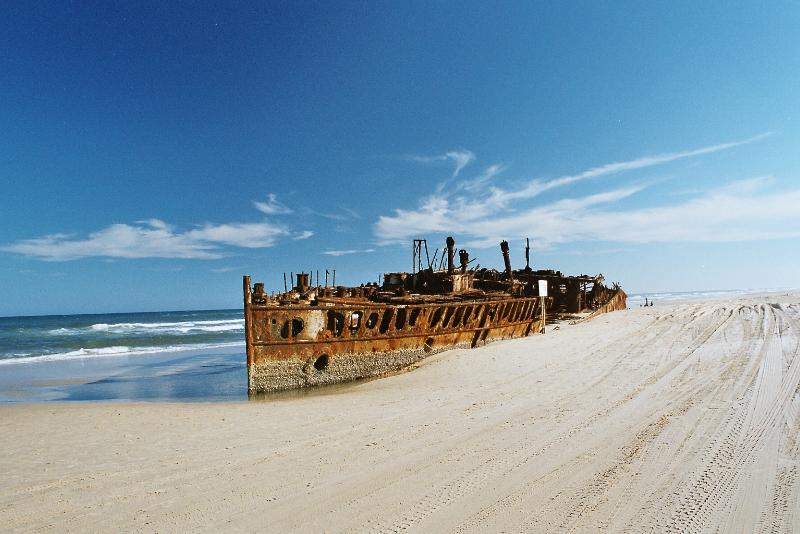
(366, 312), (379, 329)
(452, 307), (464, 327)
(409, 308), (420, 326)
(442, 307), (455, 328)
(559, 284), (567, 294)
(327, 311), (345, 337)
(271, 318), (277, 325)
(280, 320), (290, 339)
(314, 354), (329, 371)
(430, 307), (444, 328)
(395, 308), (407, 330)
(424, 337), (435, 353)
(350, 311), (362, 330)
(379, 309), (393, 334)
(291, 318), (304, 336)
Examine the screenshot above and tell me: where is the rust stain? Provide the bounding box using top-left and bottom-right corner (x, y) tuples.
(244, 237), (627, 393)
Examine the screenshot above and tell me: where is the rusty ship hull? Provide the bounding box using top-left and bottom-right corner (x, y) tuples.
(245, 292), (548, 392)
(244, 237), (627, 394)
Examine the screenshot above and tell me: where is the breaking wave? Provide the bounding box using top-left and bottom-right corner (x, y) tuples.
(1, 309), (246, 365)
(48, 319), (244, 336)
(0, 341), (244, 365)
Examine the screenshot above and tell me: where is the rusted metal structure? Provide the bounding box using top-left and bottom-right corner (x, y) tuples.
(244, 237), (627, 393)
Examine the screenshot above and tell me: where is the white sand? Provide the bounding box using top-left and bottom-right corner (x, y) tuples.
(2, 292), (799, 532)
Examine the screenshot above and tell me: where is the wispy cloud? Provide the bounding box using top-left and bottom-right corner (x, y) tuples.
(2, 219), (288, 261)
(484, 132), (774, 207)
(316, 206), (361, 221)
(211, 266), (240, 273)
(254, 193), (292, 215)
(293, 230), (314, 240)
(322, 248), (375, 257)
(407, 149), (476, 177)
(376, 134), (788, 248)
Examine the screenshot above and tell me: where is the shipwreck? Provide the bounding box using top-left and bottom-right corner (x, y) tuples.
(243, 237), (627, 394)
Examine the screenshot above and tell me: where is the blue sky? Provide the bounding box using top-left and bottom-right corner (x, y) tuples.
(1, 1), (799, 316)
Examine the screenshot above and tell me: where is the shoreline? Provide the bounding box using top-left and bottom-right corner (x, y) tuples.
(2, 291), (799, 531)
(0, 344), (247, 403)
(2, 288), (796, 405)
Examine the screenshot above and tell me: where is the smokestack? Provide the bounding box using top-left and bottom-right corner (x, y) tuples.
(446, 236), (455, 274)
(296, 272), (309, 293)
(500, 240), (513, 279)
(458, 249), (469, 273)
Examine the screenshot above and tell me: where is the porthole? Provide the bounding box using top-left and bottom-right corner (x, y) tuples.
(314, 354), (330, 371)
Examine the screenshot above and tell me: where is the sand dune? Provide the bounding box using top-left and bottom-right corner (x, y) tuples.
(2, 293), (799, 532)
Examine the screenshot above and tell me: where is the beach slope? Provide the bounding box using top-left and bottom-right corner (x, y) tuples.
(2, 293), (799, 532)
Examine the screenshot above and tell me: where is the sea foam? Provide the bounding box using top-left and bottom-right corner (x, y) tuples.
(0, 341), (244, 365)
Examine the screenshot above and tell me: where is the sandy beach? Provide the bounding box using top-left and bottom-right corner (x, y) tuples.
(2, 292), (799, 532)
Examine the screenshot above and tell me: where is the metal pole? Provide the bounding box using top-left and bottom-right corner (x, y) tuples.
(424, 240), (431, 270)
(525, 237), (530, 270)
(446, 236), (455, 274)
(541, 296), (546, 334)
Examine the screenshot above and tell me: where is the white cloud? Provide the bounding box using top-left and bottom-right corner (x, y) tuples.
(2, 219), (289, 261)
(376, 134), (793, 248)
(322, 248), (375, 257)
(380, 178), (800, 249)
(456, 164), (505, 193)
(211, 266), (240, 273)
(484, 132), (774, 207)
(407, 149), (476, 177)
(136, 218), (172, 231)
(187, 222), (286, 248)
(253, 193), (292, 215)
(316, 206), (361, 221)
(293, 230), (314, 240)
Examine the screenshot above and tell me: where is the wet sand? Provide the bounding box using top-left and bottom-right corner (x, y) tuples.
(2, 292), (799, 532)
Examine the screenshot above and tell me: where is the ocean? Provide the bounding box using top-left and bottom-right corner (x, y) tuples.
(0, 309), (244, 365)
(0, 309), (247, 403)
